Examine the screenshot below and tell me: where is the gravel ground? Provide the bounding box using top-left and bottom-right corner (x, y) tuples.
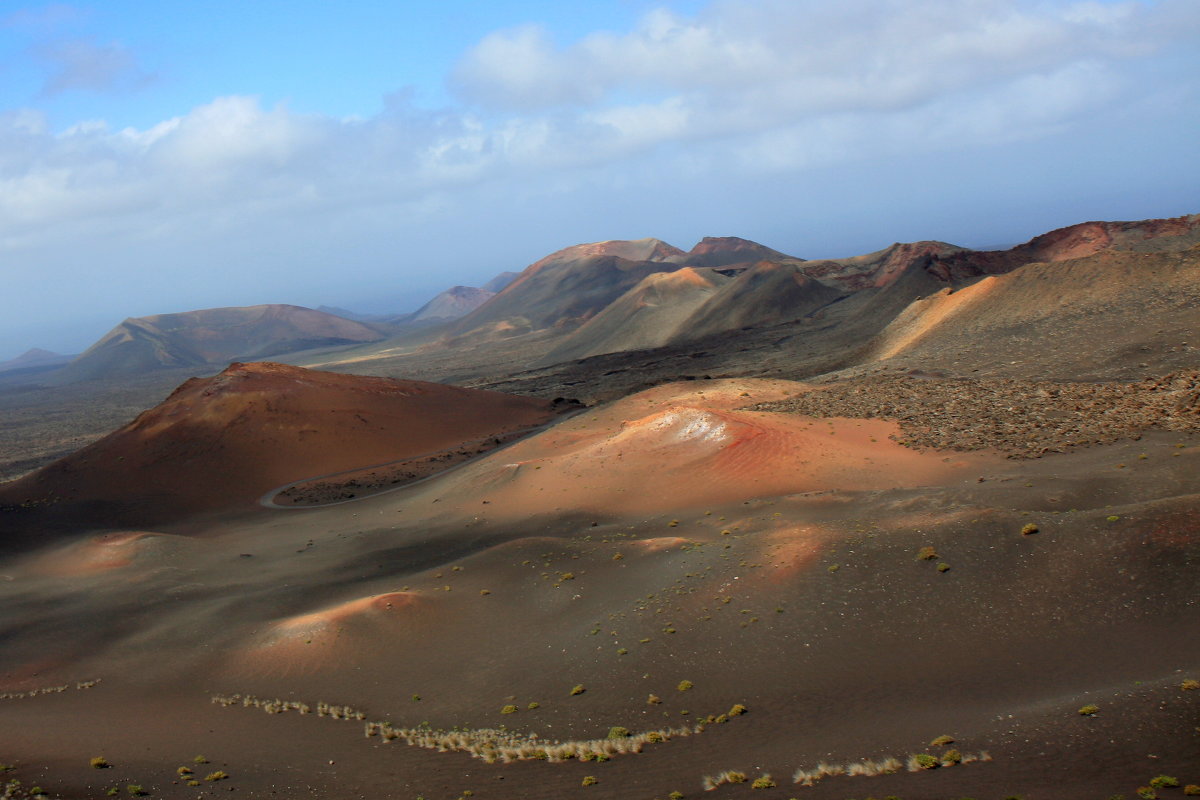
(749, 370), (1200, 457)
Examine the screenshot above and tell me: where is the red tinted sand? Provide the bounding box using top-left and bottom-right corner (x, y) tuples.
(418, 379), (997, 518)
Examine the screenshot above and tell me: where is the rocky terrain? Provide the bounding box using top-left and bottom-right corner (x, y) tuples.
(752, 369), (1200, 457)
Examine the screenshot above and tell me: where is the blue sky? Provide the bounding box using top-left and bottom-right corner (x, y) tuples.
(1, 0), (1198, 358)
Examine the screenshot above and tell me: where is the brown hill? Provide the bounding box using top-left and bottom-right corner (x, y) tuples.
(800, 240), (967, 290)
(537, 267), (734, 364)
(55, 304), (385, 383)
(865, 244), (1200, 375)
(666, 235), (796, 267)
(0, 348), (74, 375)
(445, 239), (686, 342)
(409, 286), (496, 323)
(0, 361), (558, 528)
(670, 260), (845, 342)
(927, 213), (1200, 280)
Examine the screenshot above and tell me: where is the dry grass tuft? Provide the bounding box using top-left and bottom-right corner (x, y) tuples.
(791, 751), (987, 787)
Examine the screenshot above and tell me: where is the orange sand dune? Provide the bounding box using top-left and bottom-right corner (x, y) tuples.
(27, 531), (182, 577)
(233, 591), (425, 677)
(416, 379), (998, 517)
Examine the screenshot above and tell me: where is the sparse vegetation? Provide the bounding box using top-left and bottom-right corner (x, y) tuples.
(1149, 776), (1179, 789)
(1021, 523), (1039, 535)
(1181, 679), (1199, 691)
(910, 753), (939, 770)
(204, 772), (228, 782)
(608, 727), (630, 739)
(1078, 704), (1100, 715)
(677, 680), (693, 692)
(500, 704), (518, 714)
(581, 776), (597, 786)
(90, 757), (109, 769)
(571, 684), (586, 696)
(126, 786), (147, 797)
(751, 774), (775, 789)
(929, 734), (955, 746)
(937, 562), (951, 572)
(916, 546), (938, 561)
(1183, 785), (1200, 796)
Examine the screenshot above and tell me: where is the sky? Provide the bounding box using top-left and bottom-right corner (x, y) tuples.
(0, 0), (1197, 359)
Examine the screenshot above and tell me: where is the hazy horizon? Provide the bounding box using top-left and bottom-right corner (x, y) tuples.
(3, 0), (1198, 360)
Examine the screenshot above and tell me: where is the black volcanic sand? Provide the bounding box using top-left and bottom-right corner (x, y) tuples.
(3, 402), (1200, 799)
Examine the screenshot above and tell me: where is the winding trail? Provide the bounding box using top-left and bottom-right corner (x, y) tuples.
(257, 409), (585, 510)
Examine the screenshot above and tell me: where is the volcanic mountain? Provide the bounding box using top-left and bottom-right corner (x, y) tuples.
(926, 213), (1200, 280)
(445, 238), (687, 341)
(0, 348), (74, 374)
(539, 268), (734, 364)
(408, 286), (496, 323)
(56, 304), (385, 383)
(0, 361), (559, 529)
(666, 235), (796, 267)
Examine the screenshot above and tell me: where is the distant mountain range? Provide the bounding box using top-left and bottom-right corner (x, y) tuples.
(0, 348), (75, 374)
(54, 304), (386, 383)
(17, 213), (1200, 385)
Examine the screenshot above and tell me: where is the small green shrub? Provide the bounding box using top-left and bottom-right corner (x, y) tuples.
(1181, 679), (1199, 691)
(570, 684), (586, 696)
(204, 771), (228, 782)
(1107, 515), (1121, 522)
(677, 680), (693, 692)
(527, 702), (539, 710)
(751, 775), (775, 789)
(668, 793), (684, 800)
(728, 703), (747, 716)
(1137, 788), (1157, 800)
(913, 753), (939, 769)
(581, 776), (597, 787)
(937, 562), (951, 572)
(192, 756), (208, 764)
(90, 757), (110, 769)
(1149, 776), (1179, 789)
(500, 704), (518, 714)
(126, 786), (147, 797)
(1021, 523), (1039, 535)
(941, 749), (962, 764)
(916, 546), (939, 561)
(929, 734), (955, 746)
(608, 726), (630, 739)
(176, 766), (192, 776)
(726, 772), (747, 784)
(1078, 704), (1100, 715)
(1183, 785), (1200, 796)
